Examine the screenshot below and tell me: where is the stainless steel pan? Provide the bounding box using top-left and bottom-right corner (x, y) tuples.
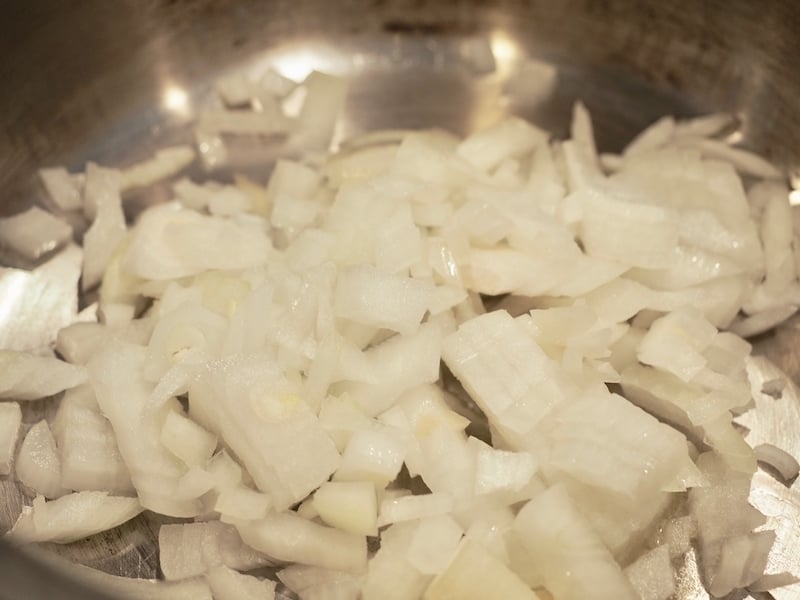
(1, 1), (799, 598)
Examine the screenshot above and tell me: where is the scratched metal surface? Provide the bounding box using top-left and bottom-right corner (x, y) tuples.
(1, 2), (800, 598)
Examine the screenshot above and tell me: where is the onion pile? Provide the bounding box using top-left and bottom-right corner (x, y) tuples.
(0, 69), (798, 600)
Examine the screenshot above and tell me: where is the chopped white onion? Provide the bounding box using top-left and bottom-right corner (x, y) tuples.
(0, 351), (87, 401)
(377, 493), (454, 527)
(754, 443), (800, 482)
(292, 71), (348, 150)
(0, 207), (72, 261)
(160, 410), (218, 468)
(425, 538), (540, 600)
(312, 480), (378, 536)
(53, 386), (133, 494)
(234, 512), (367, 573)
(0, 402), (21, 475)
(10, 491), (142, 544)
(87, 341), (202, 517)
(39, 167), (84, 211)
(16, 420), (67, 499)
(214, 486), (271, 522)
(513, 485), (637, 600)
(121, 146), (195, 191)
(205, 565), (276, 600)
(158, 521), (274, 581)
(8, 102), (795, 598)
(457, 117), (547, 172)
(623, 545), (675, 600)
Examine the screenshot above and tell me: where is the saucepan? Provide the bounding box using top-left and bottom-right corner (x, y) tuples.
(0, 1), (798, 598)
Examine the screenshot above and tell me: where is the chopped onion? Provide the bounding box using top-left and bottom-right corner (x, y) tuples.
(406, 515), (463, 575)
(753, 443), (800, 482)
(81, 164), (126, 291)
(312, 481), (378, 536)
(377, 493), (454, 527)
(292, 71), (348, 150)
(0, 207), (73, 261)
(205, 565), (276, 600)
(10, 492), (142, 544)
(53, 386), (133, 494)
(0, 351), (87, 400)
(278, 564), (361, 600)
(7, 100), (796, 598)
(158, 521), (274, 581)
(214, 486), (271, 522)
(121, 146), (195, 191)
(424, 539), (538, 600)
(0, 402), (21, 475)
(622, 116), (675, 157)
(234, 512), (367, 573)
(16, 420), (67, 499)
(623, 545), (675, 600)
(160, 410), (218, 468)
(513, 485), (637, 600)
(39, 167), (84, 211)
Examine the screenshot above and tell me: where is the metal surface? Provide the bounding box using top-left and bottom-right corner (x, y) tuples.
(1, 1), (800, 598)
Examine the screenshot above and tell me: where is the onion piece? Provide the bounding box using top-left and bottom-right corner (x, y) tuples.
(55, 322), (110, 365)
(333, 265), (433, 335)
(578, 187), (680, 269)
(570, 101), (599, 167)
(233, 512), (367, 573)
(673, 113), (736, 138)
(158, 521), (275, 581)
(39, 167), (84, 211)
(0, 402), (21, 475)
(377, 493), (454, 527)
(194, 128), (228, 170)
(214, 486), (271, 522)
(622, 116), (675, 157)
(312, 481), (378, 536)
(121, 146), (195, 191)
(361, 521), (432, 600)
(278, 565), (362, 599)
(754, 443), (800, 482)
(16, 420), (67, 499)
(0, 207), (73, 261)
(333, 428), (406, 487)
(292, 71), (348, 150)
(729, 305), (799, 338)
(9, 492), (142, 544)
(87, 340), (202, 517)
(121, 204), (272, 281)
(456, 117), (547, 172)
(205, 565), (276, 600)
(748, 571), (800, 592)
(81, 164), (126, 291)
(760, 377), (785, 399)
(160, 410), (218, 468)
(513, 485), (637, 600)
(469, 437), (537, 496)
(424, 538), (540, 600)
(660, 515), (697, 558)
(53, 387), (133, 494)
(191, 355), (341, 512)
(707, 530), (776, 597)
(0, 351), (87, 400)
(406, 515), (464, 576)
(623, 545), (675, 600)
(674, 137), (782, 179)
